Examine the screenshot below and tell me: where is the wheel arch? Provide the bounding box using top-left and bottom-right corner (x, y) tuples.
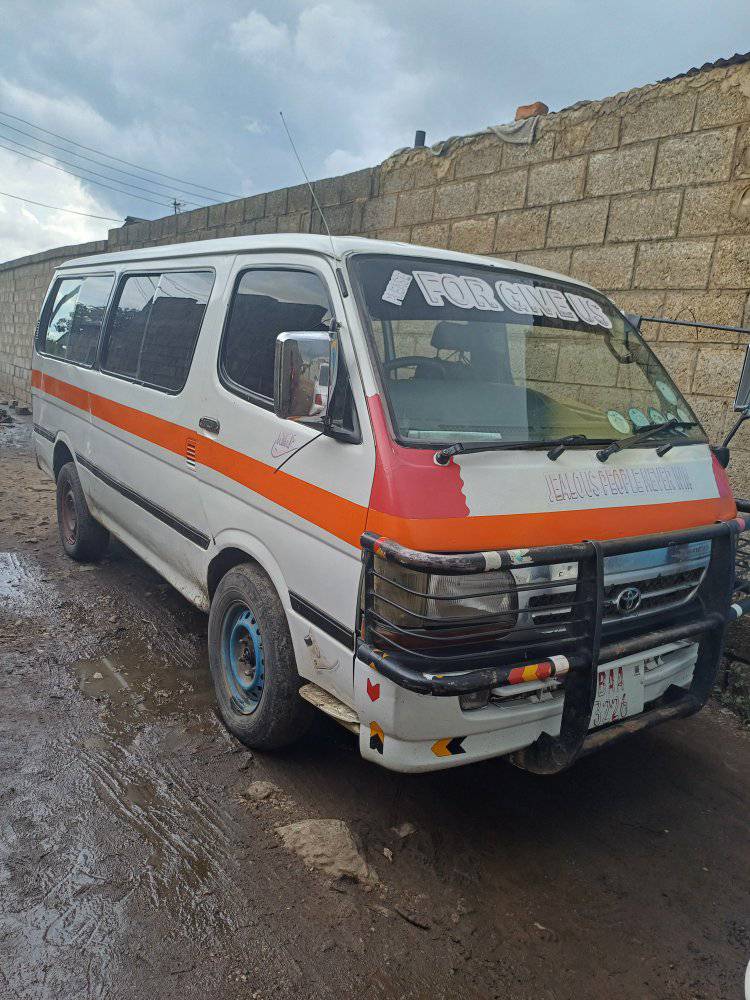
(206, 533), (289, 612)
(52, 435), (76, 480)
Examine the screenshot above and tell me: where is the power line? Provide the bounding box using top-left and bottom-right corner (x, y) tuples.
(0, 119), (222, 203)
(0, 107), (242, 200)
(0, 140), (175, 210)
(0, 133), (204, 206)
(0, 188), (121, 222)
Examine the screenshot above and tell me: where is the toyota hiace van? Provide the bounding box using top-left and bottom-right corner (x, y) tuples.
(32, 234), (749, 772)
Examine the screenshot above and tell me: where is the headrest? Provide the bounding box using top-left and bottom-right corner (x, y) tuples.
(431, 321), (478, 351)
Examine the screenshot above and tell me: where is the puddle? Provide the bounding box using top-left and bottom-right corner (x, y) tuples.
(74, 637), (213, 727)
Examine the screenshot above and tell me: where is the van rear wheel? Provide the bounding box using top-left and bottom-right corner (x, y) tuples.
(56, 461), (109, 562)
(208, 563), (314, 750)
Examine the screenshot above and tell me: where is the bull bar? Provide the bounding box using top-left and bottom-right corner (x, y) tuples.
(357, 511), (750, 773)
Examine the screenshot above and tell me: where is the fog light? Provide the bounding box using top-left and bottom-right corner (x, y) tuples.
(459, 689), (491, 711)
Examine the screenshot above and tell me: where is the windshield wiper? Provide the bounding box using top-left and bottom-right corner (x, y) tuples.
(596, 419), (698, 462)
(434, 435), (607, 466)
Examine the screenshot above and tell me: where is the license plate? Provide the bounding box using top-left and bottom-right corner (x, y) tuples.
(589, 660), (645, 729)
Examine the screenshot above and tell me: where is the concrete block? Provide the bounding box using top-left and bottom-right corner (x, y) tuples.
(322, 203), (354, 235)
(396, 188), (435, 226)
(570, 244), (636, 290)
(711, 237), (750, 288)
(692, 345), (747, 395)
(454, 142), (504, 179)
(476, 169), (527, 213)
(653, 128), (737, 188)
(494, 207), (549, 252)
(208, 202), (226, 227)
(380, 165), (418, 194)
(635, 239), (714, 290)
(608, 190), (681, 242)
(695, 73), (750, 128)
(680, 182), (750, 237)
(547, 198), (609, 247)
(362, 195), (397, 232)
(660, 291), (746, 343)
(340, 168), (373, 202)
(553, 114), (620, 158)
(621, 91), (696, 143)
(586, 143), (657, 196)
(277, 212), (304, 233)
(516, 248), (573, 275)
(411, 222), (450, 248)
(449, 216), (496, 254)
(434, 181), (478, 220)
(312, 177), (341, 209)
(527, 157), (586, 206)
(610, 290), (666, 339)
(287, 184), (313, 213)
(254, 216), (277, 234)
(265, 187), (289, 216)
(243, 194), (266, 221)
(686, 393), (733, 442)
(501, 132), (555, 168)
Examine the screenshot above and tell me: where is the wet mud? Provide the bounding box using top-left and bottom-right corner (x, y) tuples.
(1, 417), (749, 1000)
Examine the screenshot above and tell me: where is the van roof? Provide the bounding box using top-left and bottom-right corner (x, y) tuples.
(57, 232), (596, 291)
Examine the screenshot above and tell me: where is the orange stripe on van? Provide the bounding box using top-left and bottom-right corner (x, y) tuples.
(367, 497), (735, 552)
(32, 369), (367, 547)
(33, 370), (736, 554)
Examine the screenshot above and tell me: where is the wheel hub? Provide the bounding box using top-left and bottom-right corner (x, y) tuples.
(222, 605), (265, 714)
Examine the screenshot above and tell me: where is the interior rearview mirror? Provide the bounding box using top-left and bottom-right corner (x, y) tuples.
(274, 331), (334, 422)
(734, 343), (750, 412)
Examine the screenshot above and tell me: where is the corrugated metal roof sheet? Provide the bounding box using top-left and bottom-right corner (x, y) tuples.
(658, 51), (750, 84)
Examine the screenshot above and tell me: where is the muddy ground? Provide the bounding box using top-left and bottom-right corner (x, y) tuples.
(1, 416), (749, 1000)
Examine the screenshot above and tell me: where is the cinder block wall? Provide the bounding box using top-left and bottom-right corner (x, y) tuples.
(2, 58), (749, 487)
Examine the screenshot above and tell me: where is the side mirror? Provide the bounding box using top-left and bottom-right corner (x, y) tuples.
(720, 344), (750, 451)
(274, 331), (334, 422)
(734, 343), (750, 412)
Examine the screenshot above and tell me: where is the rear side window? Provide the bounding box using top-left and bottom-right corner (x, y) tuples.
(38, 274), (114, 365)
(220, 269), (333, 402)
(101, 270), (214, 392)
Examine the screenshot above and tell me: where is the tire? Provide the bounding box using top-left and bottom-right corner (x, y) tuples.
(208, 563), (314, 750)
(56, 461), (110, 562)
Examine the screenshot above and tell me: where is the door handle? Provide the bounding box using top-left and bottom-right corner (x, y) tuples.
(199, 416), (220, 434)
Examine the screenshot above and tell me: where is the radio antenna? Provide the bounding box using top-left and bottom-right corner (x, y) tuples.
(279, 110), (336, 257)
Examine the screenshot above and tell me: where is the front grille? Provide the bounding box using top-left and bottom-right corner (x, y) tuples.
(602, 566), (704, 620)
(528, 555), (708, 626)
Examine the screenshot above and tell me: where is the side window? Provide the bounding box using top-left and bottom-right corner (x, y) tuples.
(221, 269), (333, 401)
(38, 274), (113, 365)
(101, 270), (214, 392)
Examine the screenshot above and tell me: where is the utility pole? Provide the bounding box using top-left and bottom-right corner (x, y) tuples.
(172, 198), (184, 215)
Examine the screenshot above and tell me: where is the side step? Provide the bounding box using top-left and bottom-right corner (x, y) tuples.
(298, 683), (360, 735)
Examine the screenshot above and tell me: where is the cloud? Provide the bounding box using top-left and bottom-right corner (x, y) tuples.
(243, 118), (268, 135)
(0, 147), (115, 263)
(230, 11), (290, 62)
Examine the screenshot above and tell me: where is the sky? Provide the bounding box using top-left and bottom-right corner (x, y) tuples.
(0, 0), (748, 262)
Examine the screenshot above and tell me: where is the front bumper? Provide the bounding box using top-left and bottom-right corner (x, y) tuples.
(356, 516), (750, 773)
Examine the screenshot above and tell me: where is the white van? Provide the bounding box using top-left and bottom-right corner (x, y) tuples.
(31, 234), (748, 773)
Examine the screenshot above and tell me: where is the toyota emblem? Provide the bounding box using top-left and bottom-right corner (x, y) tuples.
(615, 586), (642, 614)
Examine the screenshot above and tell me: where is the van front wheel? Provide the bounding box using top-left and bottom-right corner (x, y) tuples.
(208, 563), (314, 750)
(56, 461), (109, 562)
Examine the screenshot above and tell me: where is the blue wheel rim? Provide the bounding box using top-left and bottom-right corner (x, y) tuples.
(221, 602), (265, 714)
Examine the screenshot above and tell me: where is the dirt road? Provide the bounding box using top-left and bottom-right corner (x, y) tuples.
(1, 417), (749, 1000)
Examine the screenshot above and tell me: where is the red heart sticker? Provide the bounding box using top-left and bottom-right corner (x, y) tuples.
(367, 677), (380, 702)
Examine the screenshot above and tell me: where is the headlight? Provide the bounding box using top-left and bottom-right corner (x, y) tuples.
(373, 555), (518, 632)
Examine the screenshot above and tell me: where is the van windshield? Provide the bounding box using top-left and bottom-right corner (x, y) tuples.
(349, 254), (704, 449)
